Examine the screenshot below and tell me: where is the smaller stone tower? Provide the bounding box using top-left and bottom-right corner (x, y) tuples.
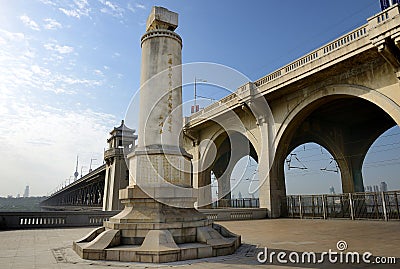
(103, 120), (137, 211)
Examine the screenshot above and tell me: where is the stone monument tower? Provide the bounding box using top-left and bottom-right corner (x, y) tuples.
(73, 7), (240, 263)
(103, 120), (137, 211)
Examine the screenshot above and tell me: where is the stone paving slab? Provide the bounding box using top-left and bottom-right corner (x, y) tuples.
(0, 219), (399, 268)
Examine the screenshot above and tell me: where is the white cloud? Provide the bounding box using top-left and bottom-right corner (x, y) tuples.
(136, 3), (145, 9)
(19, 15), (40, 31)
(31, 64), (51, 77)
(43, 18), (62, 30)
(0, 29), (25, 42)
(44, 42), (74, 54)
(75, 0), (88, 10)
(93, 69), (104, 76)
(99, 0), (125, 18)
(59, 8), (80, 18)
(0, 99), (116, 196)
(59, 0), (90, 19)
(56, 74), (103, 88)
(0, 28), (115, 196)
(39, 0), (56, 6)
(127, 3), (135, 13)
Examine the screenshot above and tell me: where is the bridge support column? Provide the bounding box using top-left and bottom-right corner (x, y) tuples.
(258, 122), (286, 218)
(213, 154), (232, 207)
(340, 147), (365, 193)
(196, 167), (213, 208)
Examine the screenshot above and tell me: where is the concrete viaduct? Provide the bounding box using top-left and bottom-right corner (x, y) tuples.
(183, 5), (400, 218)
(42, 5), (400, 218)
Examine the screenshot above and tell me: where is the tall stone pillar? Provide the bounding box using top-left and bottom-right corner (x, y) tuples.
(73, 7), (240, 263)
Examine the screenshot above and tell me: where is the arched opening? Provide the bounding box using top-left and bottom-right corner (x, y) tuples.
(362, 125), (400, 191)
(284, 142), (342, 195)
(271, 89), (399, 217)
(199, 130), (258, 208)
(231, 156), (259, 198)
(210, 171), (218, 202)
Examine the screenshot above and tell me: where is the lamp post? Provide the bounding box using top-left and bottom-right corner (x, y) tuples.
(80, 166), (86, 178)
(89, 158), (97, 173)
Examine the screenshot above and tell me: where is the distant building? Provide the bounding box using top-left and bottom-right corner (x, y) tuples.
(23, 185), (30, 198)
(365, 185), (373, 192)
(373, 185), (379, 193)
(16, 193), (20, 198)
(329, 186), (335, 194)
(380, 181), (388, 192)
(238, 191), (243, 199)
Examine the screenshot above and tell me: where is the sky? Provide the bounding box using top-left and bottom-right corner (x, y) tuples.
(0, 0), (398, 197)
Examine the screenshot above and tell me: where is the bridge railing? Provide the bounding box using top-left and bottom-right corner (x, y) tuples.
(254, 23), (369, 88)
(0, 207), (266, 230)
(0, 211), (119, 230)
(186, 5), (400, 126)
(211, 198), (260, 208)
(286, 190), (400, 221)
(187, 22), (370, 124)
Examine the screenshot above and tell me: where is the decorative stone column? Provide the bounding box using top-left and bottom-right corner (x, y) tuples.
(73, 6), (240, 263)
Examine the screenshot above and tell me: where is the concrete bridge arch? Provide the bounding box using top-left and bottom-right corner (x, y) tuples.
(264, 84), (400, 217)
(195, 125), (259, 207)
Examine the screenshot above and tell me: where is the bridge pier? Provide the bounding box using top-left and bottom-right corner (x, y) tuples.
(213, 154), (232, 204)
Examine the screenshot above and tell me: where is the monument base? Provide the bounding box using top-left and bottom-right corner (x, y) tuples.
(72, 186), (241, 263)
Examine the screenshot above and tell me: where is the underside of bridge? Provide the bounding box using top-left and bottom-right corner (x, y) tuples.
(272, 94), (397, 215)
(197, 130), (258, 207)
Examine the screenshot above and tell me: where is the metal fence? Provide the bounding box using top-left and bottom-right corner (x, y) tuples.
(211, 198), (259, 208)
(286, 191), (400, 221)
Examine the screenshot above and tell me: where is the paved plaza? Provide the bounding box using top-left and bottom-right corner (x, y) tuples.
(0, 219), (399, 268)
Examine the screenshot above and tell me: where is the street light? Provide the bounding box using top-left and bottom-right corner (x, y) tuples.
(89, 158), (97, 173)
(80, 166), (86, 178)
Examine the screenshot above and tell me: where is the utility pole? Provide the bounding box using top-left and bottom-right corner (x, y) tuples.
(192, 77), (206, 113)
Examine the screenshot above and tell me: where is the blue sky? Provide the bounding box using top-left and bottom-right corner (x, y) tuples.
(0, 0), (398, 197)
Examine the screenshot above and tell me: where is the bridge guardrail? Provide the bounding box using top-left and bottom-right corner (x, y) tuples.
(211, 198), (260, 208)
(0, 211), (119, 230)
(0, 207), (266, 230)
(286, 190), (400, 221)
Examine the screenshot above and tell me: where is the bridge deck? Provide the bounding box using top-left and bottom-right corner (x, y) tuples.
(185, 5), (400, 129)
